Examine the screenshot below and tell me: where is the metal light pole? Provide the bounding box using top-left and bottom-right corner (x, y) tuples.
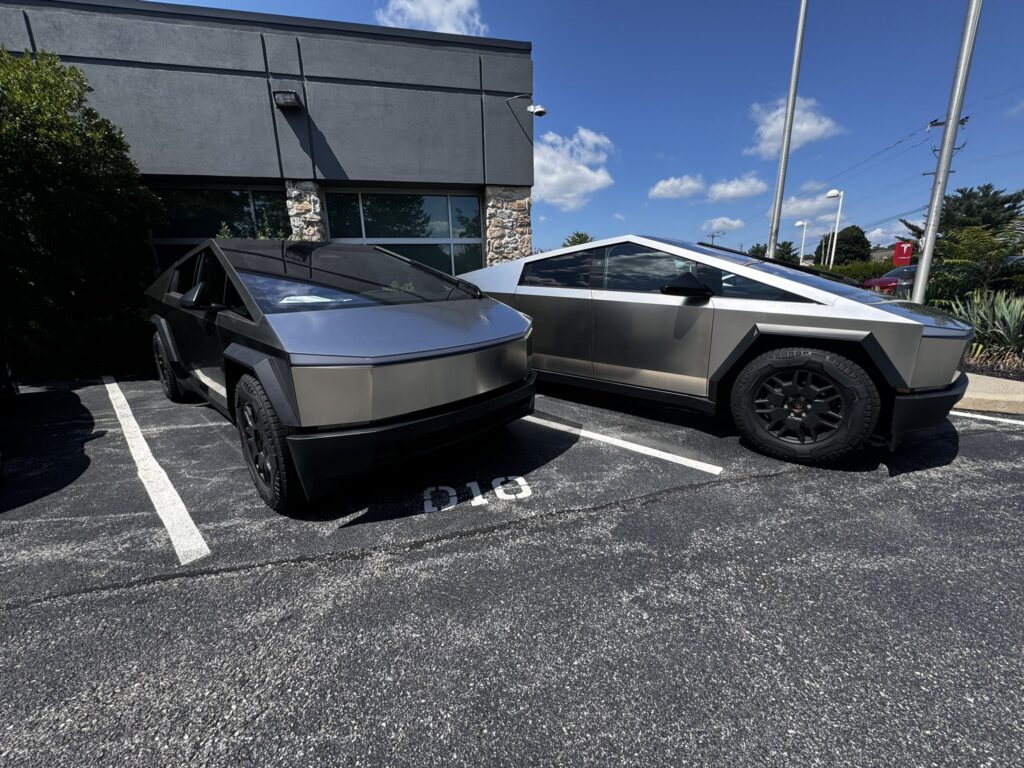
(766, 0), (810, 260)
(826, 188), (844, 267)
(911, 0), (984, 304)
(794, 220), (808, 263)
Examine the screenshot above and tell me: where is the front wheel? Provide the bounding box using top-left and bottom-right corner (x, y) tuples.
(730, 347), (880, 463)
(153, 332), (187, 402)
(235, 374), (301, 512)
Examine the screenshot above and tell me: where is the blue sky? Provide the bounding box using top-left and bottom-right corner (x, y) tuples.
(165, 0), (1024, 252)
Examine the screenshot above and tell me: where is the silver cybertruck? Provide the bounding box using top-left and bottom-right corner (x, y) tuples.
(146, 239), (535, 510)
(461, 235), (971, 463)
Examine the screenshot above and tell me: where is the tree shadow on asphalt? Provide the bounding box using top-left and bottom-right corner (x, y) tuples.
(0, 385), (106, 513)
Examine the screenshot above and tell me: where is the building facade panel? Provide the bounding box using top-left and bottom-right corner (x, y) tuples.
(299, 35), (481, 91)
(26, 8), (267, 71)
(306, 83), (485, 184)
(77, 63), (282, 178)
(483, 94), (535, 187)
(480, 54), (533, 95)
(262, 32), (302, 76)
(0, 6), (30, 49)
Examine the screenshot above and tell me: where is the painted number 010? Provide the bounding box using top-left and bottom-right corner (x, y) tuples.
(423, 476), (532, 514)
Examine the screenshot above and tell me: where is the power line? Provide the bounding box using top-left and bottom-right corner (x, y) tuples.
(861, 205), (928, 231)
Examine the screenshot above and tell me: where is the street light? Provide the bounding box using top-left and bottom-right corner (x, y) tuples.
(794, 220), (808, 263)
(826, 188), (844, 268)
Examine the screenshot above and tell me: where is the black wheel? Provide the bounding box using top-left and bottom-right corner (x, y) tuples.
(153, 332), (187, 403)
(730, 347), (880, 463)
(235, 373), (300, 512)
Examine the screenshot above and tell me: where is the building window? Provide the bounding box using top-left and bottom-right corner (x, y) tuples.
(324, 191), (484, 275)
(149, 187), (290, 271)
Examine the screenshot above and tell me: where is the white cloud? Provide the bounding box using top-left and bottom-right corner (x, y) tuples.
(800, 179), (826, 192)
(702, 216), (745, 233)
(613, 212), (625, 220)
(866, 227), (897, 247)
(537, 215), (547, 222)
(534, 127), (615, 211)
(707, 172), (768, 202)
(376, 0), (487, 35)
(779, 192), (836, 218)
(648, 174), (705, 199)
(744, 96), (842, 159)
(1008, 99), (1024, 116)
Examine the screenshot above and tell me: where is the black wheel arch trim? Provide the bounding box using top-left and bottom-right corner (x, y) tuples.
(150, 315), (181, 365)
(223, 343), (302, 429)
(708, 326), (909, 405)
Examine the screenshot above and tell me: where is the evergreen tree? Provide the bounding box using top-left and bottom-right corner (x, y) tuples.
(562, 231), (595, 247)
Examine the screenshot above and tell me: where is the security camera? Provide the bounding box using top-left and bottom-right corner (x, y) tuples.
(527, 104), (547, 117)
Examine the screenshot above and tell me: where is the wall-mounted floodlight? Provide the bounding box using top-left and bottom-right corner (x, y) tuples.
(273, 90), (302, 110)
(505, 93), (547, 117)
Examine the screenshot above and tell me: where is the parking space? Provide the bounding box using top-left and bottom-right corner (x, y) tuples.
(2, 377), (1024, 765)
(3, 378), (753, 603)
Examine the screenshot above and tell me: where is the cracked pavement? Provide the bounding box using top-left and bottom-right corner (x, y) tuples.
(1, 378), (1023, 766)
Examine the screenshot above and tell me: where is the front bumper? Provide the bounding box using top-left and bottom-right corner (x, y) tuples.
(888, 371), (968, 447)
(285, 373), (536, 500)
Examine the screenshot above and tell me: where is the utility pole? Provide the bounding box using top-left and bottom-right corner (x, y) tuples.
(911, 0), (983, 304)
(767, 0), (809, 260)
(709, 231), (724, 245)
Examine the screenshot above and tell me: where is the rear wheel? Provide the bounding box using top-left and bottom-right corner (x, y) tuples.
(152, 332), (187, 403)
(730, 347), (880, 463)
(235, 373), (300, 512)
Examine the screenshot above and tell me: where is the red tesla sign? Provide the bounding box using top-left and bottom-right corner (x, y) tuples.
(894, 242), (914, 267)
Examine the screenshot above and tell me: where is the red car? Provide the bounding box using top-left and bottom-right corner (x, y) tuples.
(863, 265), (916, 293)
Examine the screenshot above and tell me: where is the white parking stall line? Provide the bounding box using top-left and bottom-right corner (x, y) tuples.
(524, 415), (724, 476)
(102, 376), (211, 565)
(950, 410), (1024, 427)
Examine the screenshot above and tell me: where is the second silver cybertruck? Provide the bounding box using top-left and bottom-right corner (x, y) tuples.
(146, 239), (535, 510)
(461, 235), (971, 463)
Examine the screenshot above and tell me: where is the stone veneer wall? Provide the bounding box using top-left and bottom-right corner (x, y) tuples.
(484, 186), (532, 265)
(286, 180), (327, 241)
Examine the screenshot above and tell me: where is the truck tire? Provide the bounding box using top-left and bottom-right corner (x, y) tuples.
(730, 347), (880, 463)
(153, 332), (188, 403)
(235, 373), (301, 512)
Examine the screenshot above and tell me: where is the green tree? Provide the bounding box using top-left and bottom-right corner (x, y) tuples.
(562, 231), (595, 247)
(0, 49), (158, 372)
(774, 240), (799, 264)
(747, 241), (797, 264)
(900, 184), (1024, 241)
(814, 226), (871, 265)
(928, 219), (1024, 298)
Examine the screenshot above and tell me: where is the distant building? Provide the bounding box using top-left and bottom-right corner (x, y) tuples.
(0, 0), (536, 273)
(870, 247), (895, 263)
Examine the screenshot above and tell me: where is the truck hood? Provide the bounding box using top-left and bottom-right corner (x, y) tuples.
(266, 297), (531, 364)
(870, 299), (972, 333)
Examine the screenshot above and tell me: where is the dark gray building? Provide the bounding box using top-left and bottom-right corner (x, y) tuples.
(0, 0), (536, 273)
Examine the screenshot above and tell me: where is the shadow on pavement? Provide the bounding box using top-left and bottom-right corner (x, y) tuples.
(281, 418), (581, 525)
(0, 386), (106, 513)
(805, 420), (961, 477)
(536, 380), (737, 438)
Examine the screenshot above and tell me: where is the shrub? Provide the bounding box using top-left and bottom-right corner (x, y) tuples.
(828, 260), (892, 284)
(0, 49), (158, 375)
(939, 290), (1024, 368)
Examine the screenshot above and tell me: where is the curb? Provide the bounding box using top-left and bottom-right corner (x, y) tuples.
(960, 373), (1024, 416)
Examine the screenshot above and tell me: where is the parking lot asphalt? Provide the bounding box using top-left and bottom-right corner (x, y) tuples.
(2, 377), (1023, 766)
